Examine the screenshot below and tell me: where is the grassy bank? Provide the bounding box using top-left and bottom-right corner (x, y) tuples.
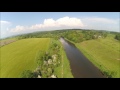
(54, 39), (73, 78)
(75, 34), (120, 78)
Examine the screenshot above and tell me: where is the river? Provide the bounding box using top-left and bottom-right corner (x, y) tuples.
(60, 37), (106, 78)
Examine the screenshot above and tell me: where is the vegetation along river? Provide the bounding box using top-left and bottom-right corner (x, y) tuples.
(60, 37), (106, 78)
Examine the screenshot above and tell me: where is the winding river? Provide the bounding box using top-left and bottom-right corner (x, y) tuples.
(60, 37), (106, 78)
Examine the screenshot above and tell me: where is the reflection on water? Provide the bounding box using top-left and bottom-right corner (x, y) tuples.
(60, 37), (105, 78)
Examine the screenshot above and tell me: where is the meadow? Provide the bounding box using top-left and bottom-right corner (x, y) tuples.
(0, 38), (50, 78)
(76, 34), (120, 78)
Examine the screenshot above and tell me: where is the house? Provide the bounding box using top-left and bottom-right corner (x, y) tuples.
(93, 35), (102, 39)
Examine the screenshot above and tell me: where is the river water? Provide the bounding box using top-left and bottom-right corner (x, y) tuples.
(60, 37), (106, 78)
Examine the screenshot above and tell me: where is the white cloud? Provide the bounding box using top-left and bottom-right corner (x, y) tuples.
(10, 16), (84, 32)
(11, 25), (28, 32)
(2, 16), (119, 38)
(81, 17), (119, 32)
(0, 20), (12, 38)
(0, 20), (11, 26)
(0, 21), (10, 24)
(56, 16), (84, 27)
(83, 17), (117, 24)
(43, 19), (56, 27)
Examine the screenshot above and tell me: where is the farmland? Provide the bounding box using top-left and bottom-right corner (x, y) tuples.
(0, 37), (73, 78)
(76, 34), (120, 78)
(0, 38), (50, 78)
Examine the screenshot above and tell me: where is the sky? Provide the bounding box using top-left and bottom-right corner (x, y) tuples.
(0, 12), (120, 38)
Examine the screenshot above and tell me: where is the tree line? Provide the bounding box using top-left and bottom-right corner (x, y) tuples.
(16, 29), (106, 39)
(11, 29), (120, 43)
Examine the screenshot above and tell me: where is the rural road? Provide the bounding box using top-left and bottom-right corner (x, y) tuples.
(60, 37), (106, 78)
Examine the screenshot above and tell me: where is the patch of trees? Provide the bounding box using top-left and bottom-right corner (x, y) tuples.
(115, 33), (120, 41)
(63, 30), (108, 43)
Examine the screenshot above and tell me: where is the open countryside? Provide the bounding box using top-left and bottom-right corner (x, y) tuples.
(0, 12), (119, 78)
(1, 29), (120, 78)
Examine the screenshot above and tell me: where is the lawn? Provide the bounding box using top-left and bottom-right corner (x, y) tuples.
(76, 34), (120, 78)
(0, 38), (50, 78)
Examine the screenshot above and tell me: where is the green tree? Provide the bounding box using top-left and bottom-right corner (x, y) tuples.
(115, 34), (120, 40)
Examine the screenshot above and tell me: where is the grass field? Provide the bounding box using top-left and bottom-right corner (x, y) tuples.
(0, 38), (50, 78)
(76, 34), (120, 78)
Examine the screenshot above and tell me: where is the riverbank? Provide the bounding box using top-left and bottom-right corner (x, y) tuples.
(60, 37), (105, 78)
(76, 38), (120, 78)
(64, 34), (120, 78)
(54, 39), (73, 78)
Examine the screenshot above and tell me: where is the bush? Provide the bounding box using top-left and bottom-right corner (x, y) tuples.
(47, 68), (53, 76)
(103, 70), (116, 78)
(36, 51), (45, 66)
(115, 34), (120, 41)
(21, 70), (34, 78)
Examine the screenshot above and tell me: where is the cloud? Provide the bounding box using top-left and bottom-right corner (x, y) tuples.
(10, 16), (119, 33)
(56, 16), (84, 27)
(0, 20), (12, 38)
(0, 20), (11, 26)
(83, 17), (118, 24)
(10, 16), (84, 32)
(11, 25), (29, 32)
(81, 17), (119, 31)
(3, 16), (119, 38)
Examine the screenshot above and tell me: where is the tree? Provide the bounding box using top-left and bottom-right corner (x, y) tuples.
(103, 33), (107, 38)
(115, 34), (120, 40)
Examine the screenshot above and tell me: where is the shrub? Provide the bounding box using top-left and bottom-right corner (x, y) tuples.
(21, 70), (34, 78)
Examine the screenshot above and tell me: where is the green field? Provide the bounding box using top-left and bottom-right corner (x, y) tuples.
(76, 34), (120, 78)
(0, 38), (50, 78)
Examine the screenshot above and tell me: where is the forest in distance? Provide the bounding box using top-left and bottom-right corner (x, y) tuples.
(0, 29), (120, 78)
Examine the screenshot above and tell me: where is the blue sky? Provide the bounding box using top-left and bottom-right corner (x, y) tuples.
(0, 12), (119, 38)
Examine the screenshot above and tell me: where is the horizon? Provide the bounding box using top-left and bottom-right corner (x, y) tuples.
(1, 28), (118, 39)
(1, 12), (119, 38)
